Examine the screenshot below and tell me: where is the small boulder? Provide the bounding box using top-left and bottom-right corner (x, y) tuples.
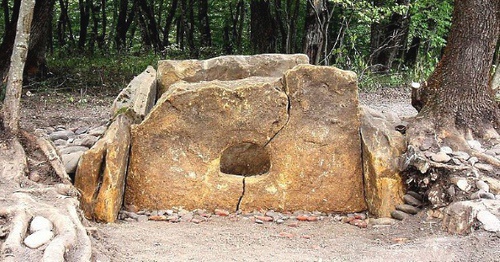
(24, 230), (54, 249)
(29, 216), (53, 234)
(62, 151), (84, 174)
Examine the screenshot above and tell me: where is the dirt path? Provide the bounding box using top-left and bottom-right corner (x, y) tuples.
(17, 87), (500, 261)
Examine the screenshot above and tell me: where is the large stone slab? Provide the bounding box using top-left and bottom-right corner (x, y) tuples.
(126, 77), (289, 211)
(360, 106), (405, 217)
(240, 65), (366, 212)
(111, 66), (157, 121)
(75, 114), (132, 222)
(126, 64), (366, 213)
(157, 54), (309, 96)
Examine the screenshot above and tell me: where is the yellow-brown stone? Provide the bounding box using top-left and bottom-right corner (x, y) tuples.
(360, 106), (406, 217)
(156, 54), (309, 97)
(75, 114), (132, 222)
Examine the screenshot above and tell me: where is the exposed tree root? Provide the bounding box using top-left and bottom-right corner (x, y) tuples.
(0, 135), (96, 261)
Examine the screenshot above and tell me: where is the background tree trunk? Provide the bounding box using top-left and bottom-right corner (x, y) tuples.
(198, 0), (211, 47)
(250, 0), (276, 54)
(302, 0), (327, 64)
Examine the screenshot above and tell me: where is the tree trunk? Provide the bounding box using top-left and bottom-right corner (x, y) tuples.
(78, 0), (91, 50)
(369, 0), (411, 72)
(302, 0), (327, 64)
(198, 0), (211, 47)
(409, 0), (500, 148)
(162, 0), (178, 47)
(250, 0), (276, 54)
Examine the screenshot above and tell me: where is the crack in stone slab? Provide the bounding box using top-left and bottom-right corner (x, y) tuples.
(264, 91), (291, 147)
(236, 177), (246, 211)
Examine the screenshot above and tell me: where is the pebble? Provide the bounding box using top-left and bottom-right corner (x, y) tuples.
(276, 219), (285, 224)
(59, 146), (89, 155)
(53, 139), (67, 146)
(214, 209), (230, 216)
(192, 218), (202, 224)
(89, 126), (107, 136)
(468, 157), (479, 165)
(369, 218), (396, 225)
(477, 210), (500, 232)
(75, 127), (89, 135)
(440, 146), (453, 154)
(476, 180), (490, 192)
(79, 135), (99, 147)
(62, 151), (84, 173)
(149, 215), (168, 221)
(255, 219), (264, 224)
(307, 216), (319, 222)
(403, 194), (422, 207)
(451, 151), (470, 161)
(456, 179), (471, 192)
(49, 130), (75, 141)
(29, 216), (53, 234)
(165, 210), (174, 216)
(406, 191), (423, 201)
(479, 192), (496, 200)
(391, 210), (409, 221)
(24, 230), (54, 249)
(29, 171), (41, 182)
(255, 215), (273, 222)
(430, 152), (451, 163)
(296, 215), (309, 221)
(467, 140), (483, 150)
(475, 163), (494, 172)
(396, 204), (421, 215)
(350, 219), (367, 228)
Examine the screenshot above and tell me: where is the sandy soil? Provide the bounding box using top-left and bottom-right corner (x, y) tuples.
(17, 87), (500, 262)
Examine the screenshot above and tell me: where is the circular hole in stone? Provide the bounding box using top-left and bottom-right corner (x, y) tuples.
(220, 143), (271, 176)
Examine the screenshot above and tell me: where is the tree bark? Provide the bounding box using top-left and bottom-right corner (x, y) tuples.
(198, 0), (211, 47)
(78, 0), (91, 50)
(302, 0), (327, 64)
(2, 0), (35, 134)
(409, 0), (500, 147)
(162, 0), (178, 47)
(250, 0), (276, 54)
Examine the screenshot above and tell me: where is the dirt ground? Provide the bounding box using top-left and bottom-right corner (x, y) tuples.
(17, 87), (500, 262)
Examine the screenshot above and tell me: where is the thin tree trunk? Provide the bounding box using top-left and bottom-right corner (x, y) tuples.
(303, 0), (327, 64)
(162, 0), (178, 47)
(2, 0), (36, 134)
(198, 0), (211, 47)
(78, 0), (91, 49)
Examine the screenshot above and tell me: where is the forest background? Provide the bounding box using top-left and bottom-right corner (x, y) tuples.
(0, 0), (463, 97)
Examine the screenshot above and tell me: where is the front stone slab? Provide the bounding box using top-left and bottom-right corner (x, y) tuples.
(125, 77), (289, 211)
(241, 65), (366, 212)
(126, 62), (366, 213)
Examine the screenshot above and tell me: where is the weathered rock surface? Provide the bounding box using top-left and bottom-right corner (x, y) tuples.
(442, 200), (500, 234)
(360, 106), (405, 217)
(126, 64), (366, 213)
(75, 114), (132, 222)
(126, 77), (288, 211)
(111, 65), (157, 121)
(241, 65), (366, 212)
(156, 54), (309, 96)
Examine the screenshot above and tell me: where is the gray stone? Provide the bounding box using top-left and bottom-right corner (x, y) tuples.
(406, 191), (423, 201)
(475, 163), (494, 172)
(440, 146), (453, 154)
(477, 210), (500, 232)
(430, 152), (451, 163)
(479, 192), (496, 200)
(396, 204), (421, 215)
(451, 151), (470, 161)
(89, 126), (107, 136)
(62, 151), (84, 174)
(29, 216), (53, 234)
(49, 130), (75, 141)
(24, 230), (54, 249)
(59, 146), (89, 155)
(369, 217), (397, 225)
(403, 194), (422, 207)
(53, 139), (67, 146)
(391, 210), (409, 220)
(75, 127), (89, 135)
(476, 180), (490, 192)
(79, 135), (99, 147)
(112, 66), (157, 121)
(467, 140), (483, 150)
(468, 157), (479, 165)
(137, 215), (149, 222)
